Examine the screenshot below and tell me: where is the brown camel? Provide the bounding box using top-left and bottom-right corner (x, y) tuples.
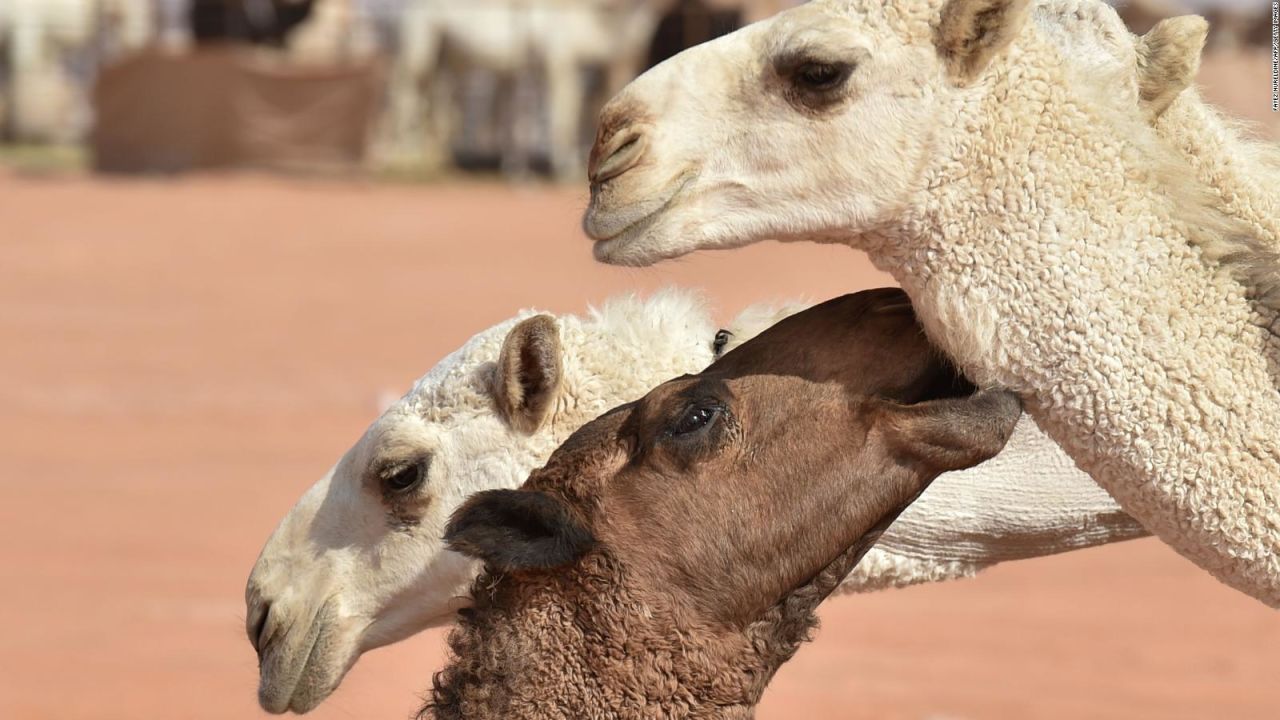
(424, 288), (1022, 719)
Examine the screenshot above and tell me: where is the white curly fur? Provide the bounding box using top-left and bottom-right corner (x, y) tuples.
(583, 0), (1280, 606)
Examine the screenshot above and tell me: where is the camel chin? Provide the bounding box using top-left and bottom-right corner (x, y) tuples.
(584, 168), (699, 267)
(585, 175), (763, 269)
(588, 213), (689, 269)
(256, 603), (360, 715)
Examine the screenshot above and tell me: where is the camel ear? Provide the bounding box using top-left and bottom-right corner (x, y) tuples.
(875, 388), (1021, 473)
(445, 489), (595, 572)
(935, 0), (1032, 84)
(1136, 15), (1208, 121)
(494, 315), (562, 434)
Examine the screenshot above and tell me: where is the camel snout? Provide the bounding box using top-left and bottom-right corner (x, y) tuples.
(588, 124), (647, 186)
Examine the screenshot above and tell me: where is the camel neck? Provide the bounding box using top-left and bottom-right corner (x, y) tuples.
(853, 24), (1280, 607)
(421, 554), (767, 720)
(1154, 89), (1280, 248)
(864, 29), (1272, 380)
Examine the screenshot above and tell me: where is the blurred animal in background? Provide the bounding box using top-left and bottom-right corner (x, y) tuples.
(0, 0), (797, 174)
(190, 0), (382, 61)
(381, 0), (798, 180)
(384, 0), (672, 180)
(0, 9), (9, 136)
(0, 0), (385, 146)
(0, 0), (152, 143)
(245, 290), (1145, 714)
(285, 0), (381, 64)
(189, 0), (316, 46)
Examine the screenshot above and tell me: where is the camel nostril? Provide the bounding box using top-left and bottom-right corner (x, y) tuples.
(589, 131), (646, 185)
(248, 601), (271, 657)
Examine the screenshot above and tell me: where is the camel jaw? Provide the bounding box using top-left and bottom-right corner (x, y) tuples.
(584, 173), (698, 267)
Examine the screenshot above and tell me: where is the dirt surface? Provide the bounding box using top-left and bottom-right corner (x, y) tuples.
(1, 50), (1278, 720)
(1, 170), (1276, 720)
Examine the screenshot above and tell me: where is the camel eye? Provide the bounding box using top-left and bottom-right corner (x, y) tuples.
(793, 62), (850, 92)
(669, 404), (721, 437)
(381, 461), (427, 495)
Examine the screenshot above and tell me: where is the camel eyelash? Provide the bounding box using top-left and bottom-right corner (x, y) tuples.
(772, 46), (861, 77)
(372, 455), (432, 494)
(664, 400), (728, 440)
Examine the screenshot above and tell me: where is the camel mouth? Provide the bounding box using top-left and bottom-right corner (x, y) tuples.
(258, 626), (321, 714)
(584, 194), (669, 244)
(583, 172), (694, 257)
(257, 599), (349, 715)
(591, 225), (698, 268)
(589, 208), (668, 266)
(259, 604), (463, 714)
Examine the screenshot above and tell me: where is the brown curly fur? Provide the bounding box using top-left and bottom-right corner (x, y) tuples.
(423, 529), (902, 720)
(423, 552), (763, 720)
(420, 290), (1023, 719)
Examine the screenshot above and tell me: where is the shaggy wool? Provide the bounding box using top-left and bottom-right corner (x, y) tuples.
(579, 0), (1280, 605)
(852, 0), (1280, 605)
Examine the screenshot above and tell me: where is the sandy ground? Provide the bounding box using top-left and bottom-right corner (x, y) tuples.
(1, 49), (1278, 720)
(1, 171), (1276, 720)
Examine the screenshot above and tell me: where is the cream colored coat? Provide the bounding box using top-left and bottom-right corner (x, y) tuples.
(581, 0), (1280, 605)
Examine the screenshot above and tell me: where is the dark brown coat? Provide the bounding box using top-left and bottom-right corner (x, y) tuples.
(425, 288), (1022, 719)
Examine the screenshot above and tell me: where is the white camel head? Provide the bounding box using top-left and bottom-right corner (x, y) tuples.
(582, 0), (1210, 267)
(583, 0), (1007, 264)
(244, 291), (742, 714)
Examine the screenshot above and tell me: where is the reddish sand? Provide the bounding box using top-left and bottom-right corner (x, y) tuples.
(1, 170), (1276, 720)
(1, 51), (1278, 718)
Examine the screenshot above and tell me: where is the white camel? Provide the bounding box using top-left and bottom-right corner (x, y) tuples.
(581, 0), (1280, 605)
(285, 0), (381, 65)
(385, 0), (668, 179)
(245, 289), (1146, 714)
(0, 0), (153, 142)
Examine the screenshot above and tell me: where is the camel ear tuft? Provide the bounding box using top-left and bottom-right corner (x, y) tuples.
(935, 0), (1032, 84)
(494, 315), (562, 434)
(446, 489), (595, 572)
(1136, 15), (1208, 121)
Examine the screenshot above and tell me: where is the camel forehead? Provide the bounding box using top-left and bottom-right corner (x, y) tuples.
(683, 0), (936, 80)
(336, 322), (520, 482)
(526, 406), (632, 499)
(1031, 0), (1136, 74)
(397, 321), (518, 423)
(813, 0), (940, 42)
(770, 1), (890, 36)
(526, 373), (824, 498)
(528, 374), (724, 468)
(360, 412), (438, 466)
(760, 8), (869, 57)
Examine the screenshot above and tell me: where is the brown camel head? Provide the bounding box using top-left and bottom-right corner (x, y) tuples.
(427, 288), (1022, 719)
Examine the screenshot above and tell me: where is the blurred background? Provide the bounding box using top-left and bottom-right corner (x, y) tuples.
(0, 1), (1277, 719)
